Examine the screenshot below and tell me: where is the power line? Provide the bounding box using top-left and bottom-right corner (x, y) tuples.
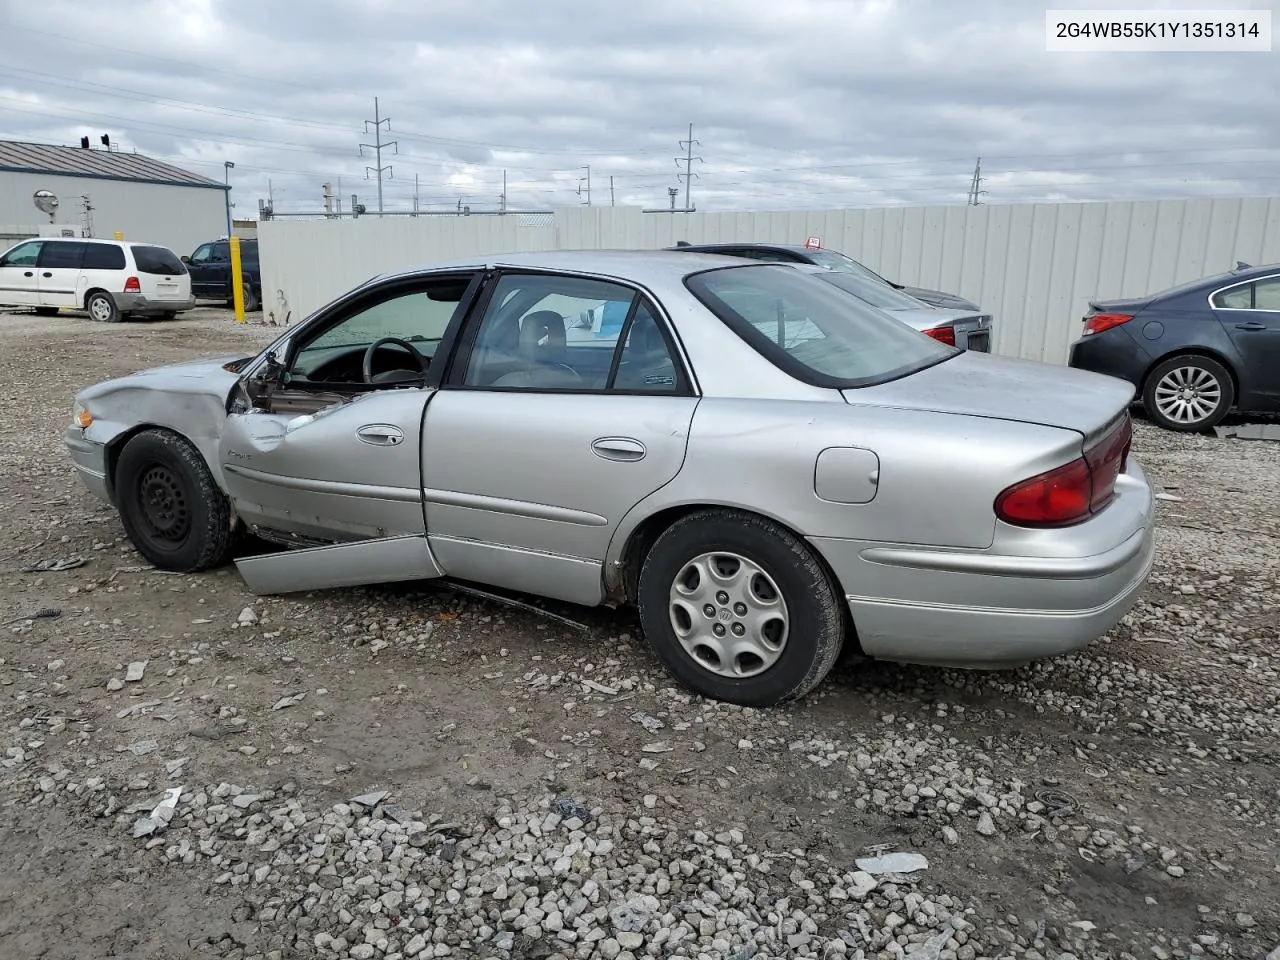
(359, 97), (397, 217)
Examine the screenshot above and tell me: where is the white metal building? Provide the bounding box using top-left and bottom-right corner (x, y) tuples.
(0, 140), (229, 257)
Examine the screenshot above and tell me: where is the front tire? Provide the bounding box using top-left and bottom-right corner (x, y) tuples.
(115, 429), (233, 572)
(85, 291), (120, 323)
(637, 509), (845, 707)
(1143, 354), (1234, 431)
(33, 307), (59, 317)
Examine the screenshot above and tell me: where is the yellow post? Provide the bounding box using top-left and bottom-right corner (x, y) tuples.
(229, 235), (246, 323)
(113, 230), (123, 240)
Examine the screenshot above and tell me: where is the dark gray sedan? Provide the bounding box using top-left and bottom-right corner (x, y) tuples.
(1069, 262), (1280, 431)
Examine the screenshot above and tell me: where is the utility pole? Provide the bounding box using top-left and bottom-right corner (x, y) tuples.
(667, 186), (678, 212)
(413, 173), (419, 217)
(578, 165), (591, 205)
(499, 170), (507, 214)
(968, 157), (987, 205)
(676, 123), (702, 211)
(610, 176), (615, 207)
(359, 97), (397, 217)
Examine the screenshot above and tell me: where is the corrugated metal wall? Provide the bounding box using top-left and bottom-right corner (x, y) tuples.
(259, 197), (1280, 363)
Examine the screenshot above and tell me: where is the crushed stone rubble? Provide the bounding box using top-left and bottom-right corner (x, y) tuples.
(0, 315), (1277, 958)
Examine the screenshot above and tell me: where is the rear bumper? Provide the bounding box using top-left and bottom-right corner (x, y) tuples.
(1068, 329), (1150, 387)
(811, 457), (1157, 668)
(65, 428), (111, 502)
(112, 292), (196, 315)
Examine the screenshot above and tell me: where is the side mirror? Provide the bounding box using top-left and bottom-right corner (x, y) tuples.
(180, 255), (190, 263)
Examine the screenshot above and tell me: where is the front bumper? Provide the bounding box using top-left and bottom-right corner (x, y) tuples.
(111, 292), (197, 315)
(811, 457), (1157, 668)
(65, 427), (111, 503)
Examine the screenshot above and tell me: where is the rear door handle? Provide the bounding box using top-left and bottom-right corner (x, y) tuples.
(591, 437), (646, 462)
(23, 271), (33, 277)
(41, 271), (52, 278)
(1234, 321), (1267, 331)
(357, 424), (405, 446)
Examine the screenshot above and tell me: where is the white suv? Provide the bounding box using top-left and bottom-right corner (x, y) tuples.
(0, 237), (195, 322)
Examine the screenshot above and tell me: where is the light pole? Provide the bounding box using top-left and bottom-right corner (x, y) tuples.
(223, 161), (235, 237)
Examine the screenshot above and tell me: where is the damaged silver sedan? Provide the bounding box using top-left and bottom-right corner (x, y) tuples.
(66, 251), (1156, 706)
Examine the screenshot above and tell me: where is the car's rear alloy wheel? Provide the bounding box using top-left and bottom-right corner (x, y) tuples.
(1144, 355), (1234, 431)
(637, 508), (845, 706)
(115, 429), (234, 572)
(86, 291), (120, 323)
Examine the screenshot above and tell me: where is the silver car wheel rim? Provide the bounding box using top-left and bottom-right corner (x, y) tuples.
(668, 551), (789, 678)
(89, 297), (112, 322)
(1153, 366), (1221, 424)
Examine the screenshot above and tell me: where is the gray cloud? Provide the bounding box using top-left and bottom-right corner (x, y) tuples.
(0, 0), (1276, 216)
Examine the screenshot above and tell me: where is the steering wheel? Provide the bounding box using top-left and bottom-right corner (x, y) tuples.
(362, 337), (429, 385)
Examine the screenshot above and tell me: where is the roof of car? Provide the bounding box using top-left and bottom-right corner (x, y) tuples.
(381, 248), (767, 284)
(670, 242), (815, 255)
(0, 139), (225, 189)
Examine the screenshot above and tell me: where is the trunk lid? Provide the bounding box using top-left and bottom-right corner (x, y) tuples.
(842, 351), (1134, 442)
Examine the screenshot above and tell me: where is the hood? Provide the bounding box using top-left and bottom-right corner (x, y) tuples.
(843, 351), (1134, 443)
(77, 355), (246, 404)
(900, 285), (981, 312)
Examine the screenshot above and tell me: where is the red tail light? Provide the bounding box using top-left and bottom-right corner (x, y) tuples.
(922, 325), (956, 346)
(995, 415), (1132, 527)
(124, 276), (141, 292)
(1083, 313), (1133, 336)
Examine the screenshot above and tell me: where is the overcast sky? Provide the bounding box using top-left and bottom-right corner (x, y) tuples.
(0, 0), (1277, 216)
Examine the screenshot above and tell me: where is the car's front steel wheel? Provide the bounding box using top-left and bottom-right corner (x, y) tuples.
(1143, 355), (1234, 431)
(638, 508), (845, 706)
(115, 429), (234, 572)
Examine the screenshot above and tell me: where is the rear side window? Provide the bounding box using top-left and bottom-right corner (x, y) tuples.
(131, 245), (187, 275)
(38, 241), (86, 269)
(82, 244), (127, 270)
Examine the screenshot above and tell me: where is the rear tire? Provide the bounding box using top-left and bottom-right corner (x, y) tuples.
(115, 429), (233, 572)
(636, 508), (845, 707)
(86, 291), (120, 323)
(1143, 354), (1234, 431)
(158, 311), (178, 321)
(229, 284), (260, 312)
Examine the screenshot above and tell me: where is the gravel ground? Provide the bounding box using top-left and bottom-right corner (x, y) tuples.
(1, 306), (1277, 960)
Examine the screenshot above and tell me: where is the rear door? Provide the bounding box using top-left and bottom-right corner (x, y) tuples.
(129, 245), (190, 302)
(0, 240), (43, 306)
(421, 269), (698, 606)
(1213, 273), (1280, 408)
(36, 240), (86, 307)
(79, 242), (127, 304)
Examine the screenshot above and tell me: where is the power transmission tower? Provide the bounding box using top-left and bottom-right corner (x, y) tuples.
(676, 123), (702, 211)
(578, 165), (591, 205)
(968, 157), (988, 205)
(359, 97), (397, 217)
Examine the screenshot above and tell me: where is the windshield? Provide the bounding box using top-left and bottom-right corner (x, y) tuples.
(815, 269), (926, 311)
(686, 265), (957, 388)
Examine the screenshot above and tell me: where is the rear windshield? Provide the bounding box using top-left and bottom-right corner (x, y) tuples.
(131, 245), (187, 275)
(816, 268), (926, 311)
(685, 264), (956, 388)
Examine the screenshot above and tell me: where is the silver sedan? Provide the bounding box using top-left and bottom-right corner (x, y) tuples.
(65, 251), (1155, 707)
